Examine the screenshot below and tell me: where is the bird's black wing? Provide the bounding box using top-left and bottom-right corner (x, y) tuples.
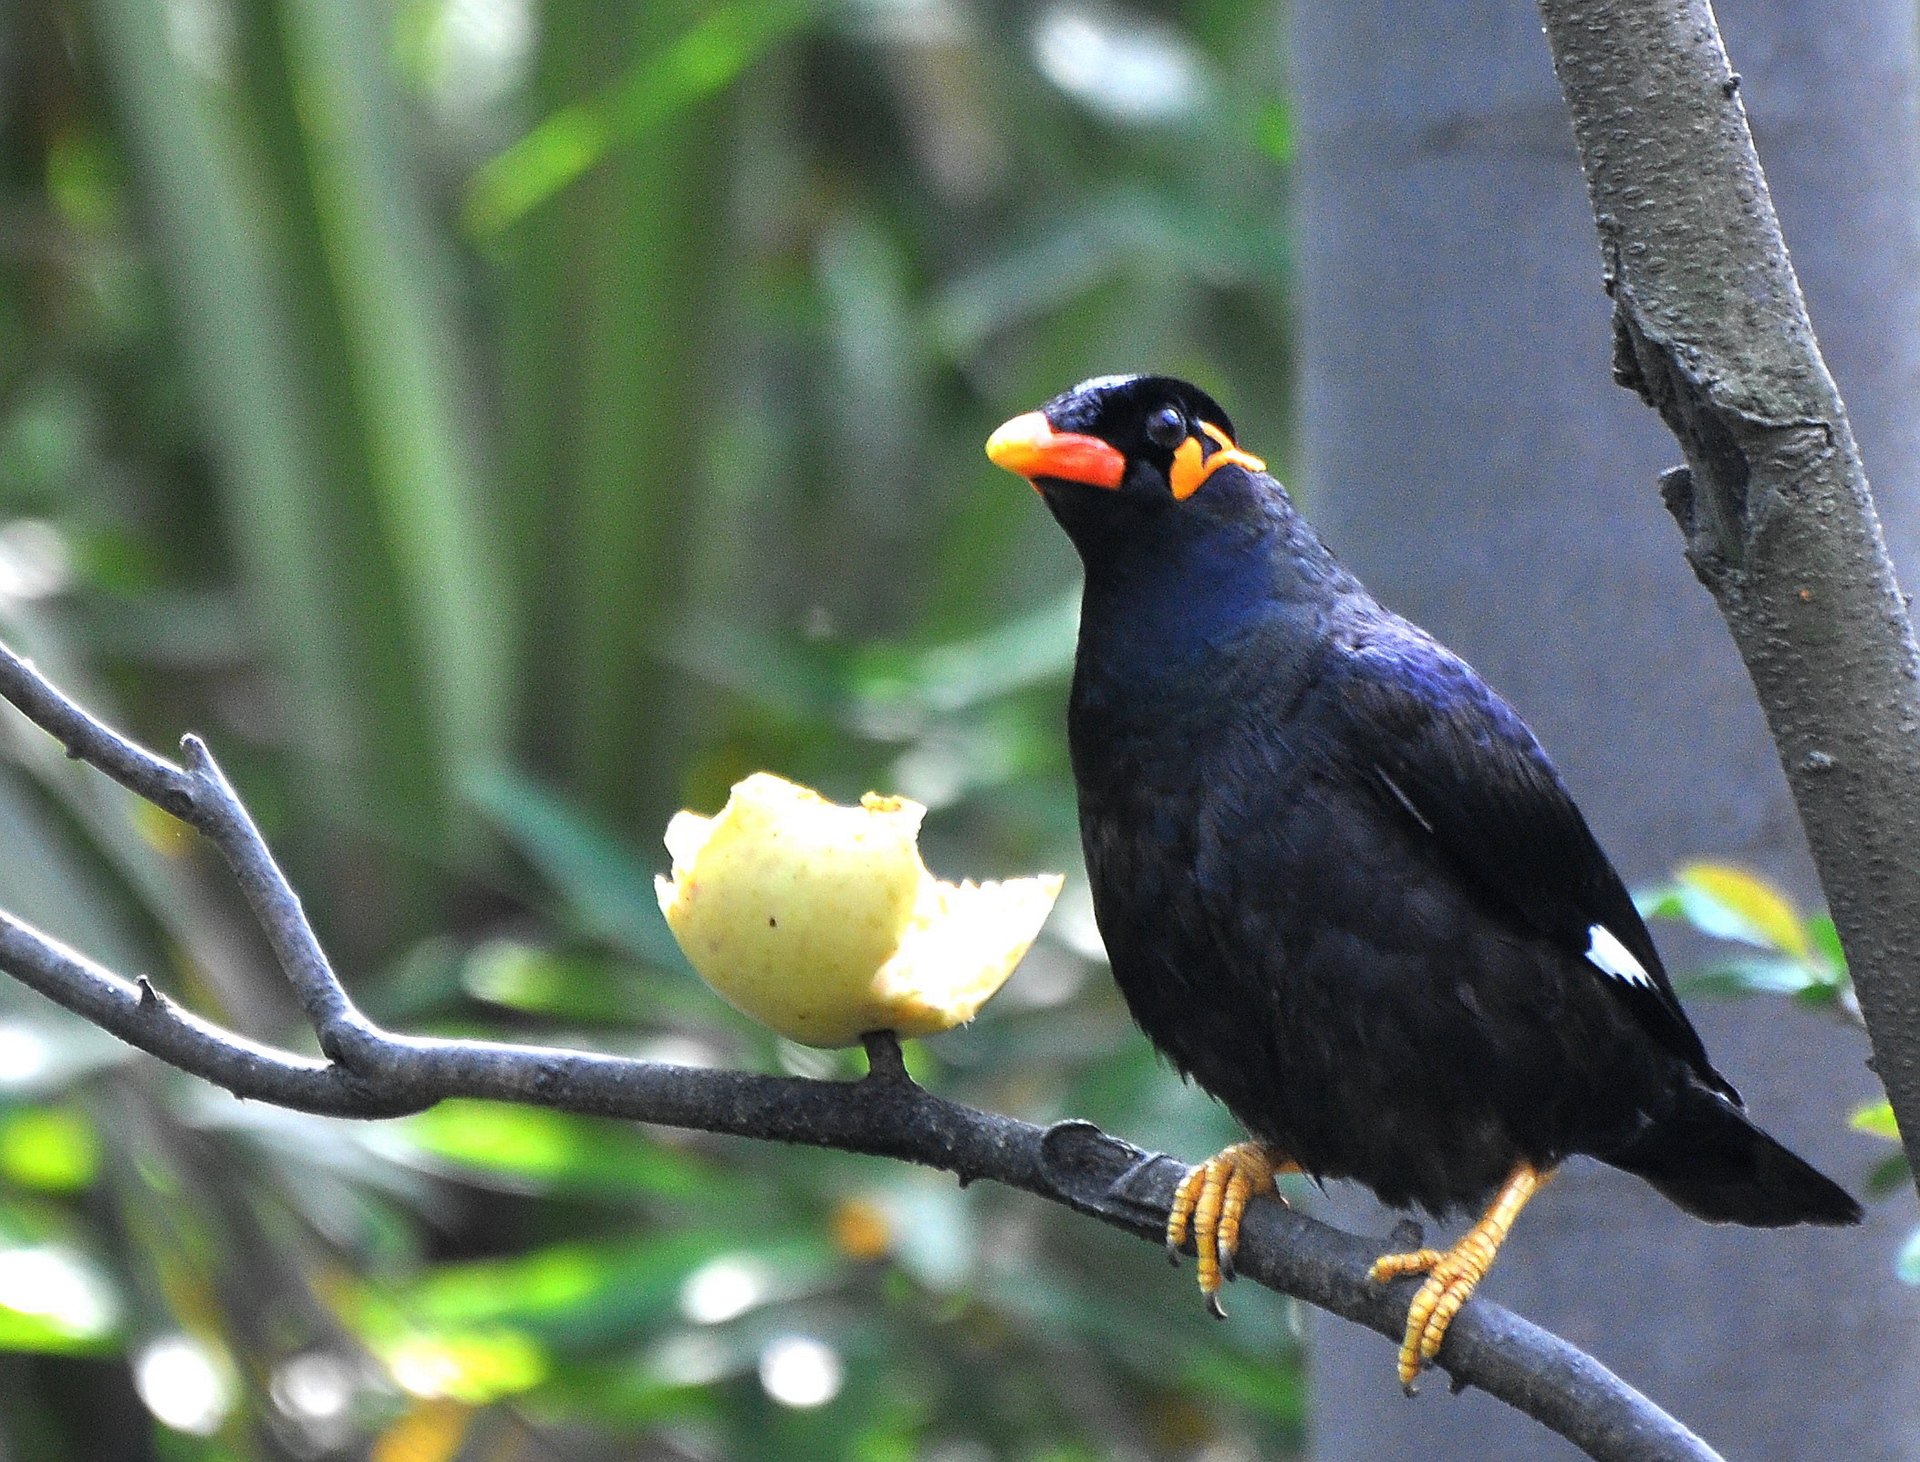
(1324, 623), (1738, 1102)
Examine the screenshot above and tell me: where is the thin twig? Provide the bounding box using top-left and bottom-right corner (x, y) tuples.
(0, 650), (370, 1053)
(0, 640), (1721, 1462)
(862, 1029), (912, 1084)
(177, 735), (369, 1055)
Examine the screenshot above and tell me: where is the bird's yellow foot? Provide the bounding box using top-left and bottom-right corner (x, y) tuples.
(1167, 1142), (1298, 1317)
(1367, 1163), (1551, 1391)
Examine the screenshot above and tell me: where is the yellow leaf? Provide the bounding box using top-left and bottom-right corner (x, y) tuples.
(1676, 862), (1811, 959)
(384, 1327), (547, 1403)
(830, 1197), (891, 1261)
(129, 800), (193, 858)
(371, 1398), (470, 1462)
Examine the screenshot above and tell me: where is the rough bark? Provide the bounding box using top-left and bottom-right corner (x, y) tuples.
(1538, 0), (1920, 1191)
(1294, 0), (1920, 1456)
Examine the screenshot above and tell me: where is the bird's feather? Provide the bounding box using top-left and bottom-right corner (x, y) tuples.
(1325, 623), (1739, 1102)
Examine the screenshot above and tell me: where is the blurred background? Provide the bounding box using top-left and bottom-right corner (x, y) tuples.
(0, 0), (1307, 1457)
(0, 0), (1906, 1458)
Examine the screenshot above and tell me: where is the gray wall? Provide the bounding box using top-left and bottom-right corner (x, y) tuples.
(1293, 0), (1920, 1456)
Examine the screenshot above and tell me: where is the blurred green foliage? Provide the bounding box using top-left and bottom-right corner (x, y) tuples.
(1635, 862), (1853, 1014)
(0, 0), (1300, 1455)
(1636, 863), (1915, 1273)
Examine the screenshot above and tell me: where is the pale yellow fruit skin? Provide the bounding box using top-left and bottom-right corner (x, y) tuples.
(656, 772), (1062, 1047)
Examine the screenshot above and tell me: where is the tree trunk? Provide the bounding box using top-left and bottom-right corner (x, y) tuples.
(1294, 0), (1920, 1455)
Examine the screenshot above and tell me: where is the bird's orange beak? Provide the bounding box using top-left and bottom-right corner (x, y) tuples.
(985, 411), (1126, 490)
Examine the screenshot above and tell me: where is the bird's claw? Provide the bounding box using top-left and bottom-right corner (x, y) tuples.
(1367, 1163), (1547, 1389)
(1368, 1240), (1488, 1390)
(1166, 1142), (1293, 1316)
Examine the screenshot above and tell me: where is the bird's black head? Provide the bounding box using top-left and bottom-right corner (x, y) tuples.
(985, 375), (1269, 556)
(989, 375), (1334, 688)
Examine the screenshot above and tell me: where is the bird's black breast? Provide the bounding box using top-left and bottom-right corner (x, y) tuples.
(1071, 614), (1688, 1216)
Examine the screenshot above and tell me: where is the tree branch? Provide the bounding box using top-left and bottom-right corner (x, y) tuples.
(1535, 0), (1920, 1182)
(0, 640), (1719, 1462)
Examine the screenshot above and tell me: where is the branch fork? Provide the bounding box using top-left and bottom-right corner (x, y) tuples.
(0, 640), (1719, 1462)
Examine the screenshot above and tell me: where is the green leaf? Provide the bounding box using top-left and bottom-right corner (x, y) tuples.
(1865, 1151), (1910, 1200)
(1851, 1099), (1901, 1142)
(931, 188), (1261, 356)
(383, 1099), (711, 1199)
(1177, 1343), (1304, 1425)
(46, 125), (123, 235)
(466, 767), (686, 969)
(931, 215), (1126, 358)
(852, 591), (1081, 722)
(1806, 914), (1849, 978)
(1253, 100), (1292, 163)
(665, 614), (836, 721)
(278, 0), (514, 810)
(459, 939), (654, 1023)
(0, 1108), (100, 1193)
(465, 0), (814, 237)
(1791, 981), (1847, 1011)
(1697, 957), (1825, 997)
(412, 1244), (610, 1327)
(0, 1245), (120, 1350)
(400, 1101), (578, 1177)
(84, 0), (416, 838)
(0, 1304), (115, 1356)
(1632, 885), (1687, 922)
(404, 1232), (837, 1351)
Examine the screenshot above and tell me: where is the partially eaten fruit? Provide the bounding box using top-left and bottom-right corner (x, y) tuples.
(656, 773), (1064, 1047)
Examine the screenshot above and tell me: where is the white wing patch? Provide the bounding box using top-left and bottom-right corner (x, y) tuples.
(1586, 923), (1653, 988)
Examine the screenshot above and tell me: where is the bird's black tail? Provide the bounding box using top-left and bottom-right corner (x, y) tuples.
(1607, 1084), (1863, 1227)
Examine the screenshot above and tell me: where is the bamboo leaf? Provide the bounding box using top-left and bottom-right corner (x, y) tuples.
(465, 0), (814, 238)
(81, 0), (363, 794)
(278, 0), (513, 803)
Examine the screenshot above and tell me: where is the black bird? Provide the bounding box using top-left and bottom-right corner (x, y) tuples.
(985, 373), (1861, 1388)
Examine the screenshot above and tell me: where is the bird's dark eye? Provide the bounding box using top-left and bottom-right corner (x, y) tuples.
(1145, 406), (1187, 450)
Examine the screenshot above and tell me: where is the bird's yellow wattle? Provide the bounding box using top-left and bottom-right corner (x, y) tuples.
(1169, 422), (1267, 501)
